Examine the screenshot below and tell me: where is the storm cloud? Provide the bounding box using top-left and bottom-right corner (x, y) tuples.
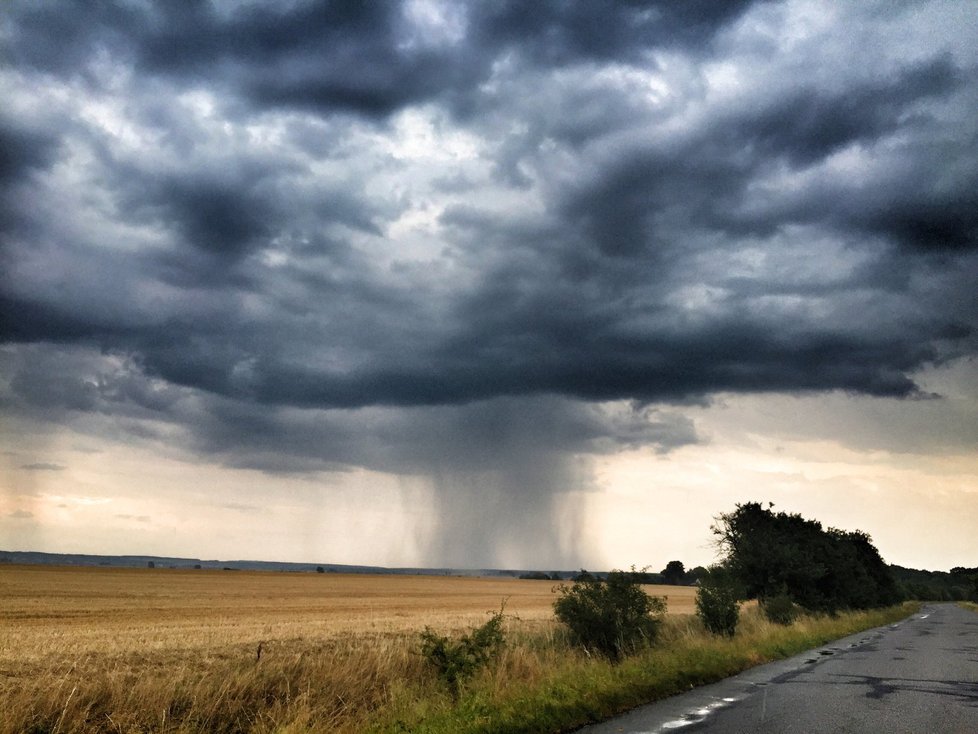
(1, 0), (976, 566)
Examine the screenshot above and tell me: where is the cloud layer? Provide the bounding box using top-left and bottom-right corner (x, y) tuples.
(2, 0), (976, 565)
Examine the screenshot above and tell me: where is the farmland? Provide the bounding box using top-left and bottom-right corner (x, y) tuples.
(0, 565), (912, 734)
(0, 565), (695, 656)
(0, 564), (699, 733)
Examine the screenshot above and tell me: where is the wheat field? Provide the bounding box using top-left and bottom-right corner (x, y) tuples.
(0, 564), (696, 733)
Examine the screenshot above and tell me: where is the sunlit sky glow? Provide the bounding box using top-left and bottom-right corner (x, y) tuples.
(1, 0), (976, 571)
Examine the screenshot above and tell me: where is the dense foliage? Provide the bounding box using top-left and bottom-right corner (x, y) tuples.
(419, 610), (505, 697)
(553, 570), (666, 660)
(713, 502), (902, 613)
(891, 565), (978, 602)
(761, 591), (798, 625)
(695, 567), (740, 636)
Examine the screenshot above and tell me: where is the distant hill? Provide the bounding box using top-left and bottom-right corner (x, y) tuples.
(10, 550), (969, 600)
(0, 549), (575, 578)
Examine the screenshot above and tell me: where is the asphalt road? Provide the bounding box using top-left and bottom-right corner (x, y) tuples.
(578, 603), (978, 733)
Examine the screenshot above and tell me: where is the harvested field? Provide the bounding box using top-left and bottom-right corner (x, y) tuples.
(0, 565), (696, 659)
(0, 564), (697, 733)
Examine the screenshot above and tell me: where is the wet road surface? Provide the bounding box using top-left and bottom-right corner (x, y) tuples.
(578, 603), (978, 733)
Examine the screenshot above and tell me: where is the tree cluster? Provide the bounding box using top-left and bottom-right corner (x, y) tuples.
(553, 570), (666, 660)
(518, 571), (564, 581)
(619, 562), (706, 586)
(891, 565), (978, 602)
(713, 502), (901, 613)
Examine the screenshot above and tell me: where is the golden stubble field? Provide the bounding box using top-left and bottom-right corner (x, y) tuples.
(0, 565), (696, 660)
(0, 564), (696, 733)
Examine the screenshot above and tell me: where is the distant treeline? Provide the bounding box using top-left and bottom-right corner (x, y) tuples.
(4, 547), (973, 602)
(626, 561), (708, 586)
(891, 565), (978, 602)
(520, 562), (706, 586)
(518, 541), (978, 606)
(518, 560), (978, 604)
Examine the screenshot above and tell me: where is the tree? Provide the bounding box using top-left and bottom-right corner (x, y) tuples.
(713, 502), (901, 613)
(553, 569), (666, 660)
(950, 567), (978, 602)
(661, 560), (686, 585)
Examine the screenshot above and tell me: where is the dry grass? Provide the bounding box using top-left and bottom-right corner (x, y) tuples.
(373, 602), (915, 734)
(0, 565), (696, 733)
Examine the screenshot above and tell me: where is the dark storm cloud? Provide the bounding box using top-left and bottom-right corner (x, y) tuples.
(469, 0), (757, 65)
(139, 174), (277, 260)
(730, 55), (961, 168)
(4, 347), (101, 412)
(0, 121), (61, 187)
(559, 53), (968, 253)
(5, 1), (444, 116)
(160, 389), (696, 567)
(4, 0), (755, 119)
(1, 0), (977, 465)
(1, 338), (696, 474)
(20, 463), (65, 472)
(0, 113), (64, 244)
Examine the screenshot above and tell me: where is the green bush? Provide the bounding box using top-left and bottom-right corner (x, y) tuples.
(761, 591), (798, 625)
(695, 570), (740, 637)
(419, 610), (505, 697)
(553, 569), (666, 661)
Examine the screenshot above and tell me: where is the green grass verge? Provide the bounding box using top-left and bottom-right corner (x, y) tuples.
(372, 603), (918, 734)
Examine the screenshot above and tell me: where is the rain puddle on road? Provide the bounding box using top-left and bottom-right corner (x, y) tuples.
(657, 696), (742, 731)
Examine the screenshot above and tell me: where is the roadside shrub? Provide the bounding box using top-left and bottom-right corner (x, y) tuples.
(695, 569), (740, 637)
(419, 609), (505, 697)
(553, 569), (666, 660)
(761, 591), (798, 625)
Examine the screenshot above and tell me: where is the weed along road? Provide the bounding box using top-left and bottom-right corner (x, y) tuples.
(580, 604), (978, 734)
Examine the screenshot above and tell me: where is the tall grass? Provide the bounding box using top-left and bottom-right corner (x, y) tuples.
(1, 605), (916, 734)
(2, 634), (423, 734)
(370, 603), (917, 734)
(0, 567), (915, 734)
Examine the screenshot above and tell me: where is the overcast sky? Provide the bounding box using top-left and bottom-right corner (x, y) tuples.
(2, 0), (976, 572)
